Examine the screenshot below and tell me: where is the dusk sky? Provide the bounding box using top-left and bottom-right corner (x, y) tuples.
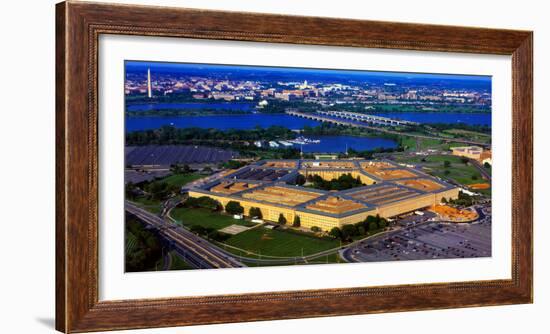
(125, 60), (491, 82)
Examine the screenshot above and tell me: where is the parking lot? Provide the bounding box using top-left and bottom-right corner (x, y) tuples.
(342, 205), (491, 262)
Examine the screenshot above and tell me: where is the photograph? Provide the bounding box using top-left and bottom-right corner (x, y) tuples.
(123, 61), (493, 272)
(0, 0), (542, 332)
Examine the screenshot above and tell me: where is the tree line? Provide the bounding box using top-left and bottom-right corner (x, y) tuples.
(306, 173), (365, 191)
(329, 214), (388, 242)
(126, 125), (297, 146)
(125, 215), (163, 272)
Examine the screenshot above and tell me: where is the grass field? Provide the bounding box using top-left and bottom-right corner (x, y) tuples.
(399, 132), (490, 152)
(151, 173), (203, 188)
(399, 137), (453, 152)
(170, 207), (251, 230)
(443, 129), (491, 144)
(307, 253), (344, 264)
(130, 173), (203, 214)
(224, 227), (340, 257)
(394, 154), (487, 186)
(168, 251), (194, 270)
(131, 197), (162, 214)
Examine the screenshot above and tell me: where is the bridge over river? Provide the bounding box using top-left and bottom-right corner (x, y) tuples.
(285, 110), (489, 148)
(317, 110), (419, 126)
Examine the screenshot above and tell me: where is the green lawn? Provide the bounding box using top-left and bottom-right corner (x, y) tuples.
(130, 173), (203, 214)
(394, 154), (488, 186)
(307, 253), (344, 264)
(155, 173), (203, 188)
(399, 137), (453, 152)
(394, 154), (463, 164)
(168, 251), (194, 270)
(131, 197), (162, 214)
(170, 207), (249, 230)
(430, 166), (483, 185)
(224, 227), (340, 257)
(154, 251), (196, 271)
(442, 129), (491, 144)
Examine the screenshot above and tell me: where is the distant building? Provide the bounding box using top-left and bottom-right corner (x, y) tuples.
(451, 146), (492, 163)
(314, 154), (338, 160)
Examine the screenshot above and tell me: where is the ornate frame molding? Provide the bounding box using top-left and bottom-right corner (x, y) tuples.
(56, 1), (532, 332)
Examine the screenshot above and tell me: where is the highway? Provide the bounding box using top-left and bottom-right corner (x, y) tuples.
(125, 201), (246, 269)
(469, 158), (492, 181)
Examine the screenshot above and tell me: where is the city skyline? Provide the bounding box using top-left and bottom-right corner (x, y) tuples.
(126, 60), (492, 82)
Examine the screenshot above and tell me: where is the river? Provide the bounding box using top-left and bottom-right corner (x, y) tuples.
(125, 114), (397, 153)
(125, 111), (490, 153)
(369, 112), (491, 126)
(126, 102), (254, 112)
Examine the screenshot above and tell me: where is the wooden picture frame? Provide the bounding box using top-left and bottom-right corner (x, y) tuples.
(56, 1), (533, 332)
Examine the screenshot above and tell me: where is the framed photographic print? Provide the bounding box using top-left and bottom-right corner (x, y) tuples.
(56, 1), (533, 332)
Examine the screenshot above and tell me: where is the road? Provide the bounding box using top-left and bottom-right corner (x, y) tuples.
(126, 201), (246, 269)
(469, 159), (492, 181)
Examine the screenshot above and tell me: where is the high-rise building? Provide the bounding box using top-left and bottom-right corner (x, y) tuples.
(147, 68), (152, 98)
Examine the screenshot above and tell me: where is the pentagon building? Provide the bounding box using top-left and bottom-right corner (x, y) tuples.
(188, 159), (459, 231)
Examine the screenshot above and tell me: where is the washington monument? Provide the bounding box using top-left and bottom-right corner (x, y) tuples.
(147, 68), (152, 98)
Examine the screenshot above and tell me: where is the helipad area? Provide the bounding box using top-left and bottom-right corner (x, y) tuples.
(188, 159), (459, 231)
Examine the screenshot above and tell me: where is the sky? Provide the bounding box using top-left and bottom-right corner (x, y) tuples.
(125, 60), (491, 82)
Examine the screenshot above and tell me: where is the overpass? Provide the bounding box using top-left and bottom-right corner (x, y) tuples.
(125, 201), (245, 269)
(285, 110), (490, 148)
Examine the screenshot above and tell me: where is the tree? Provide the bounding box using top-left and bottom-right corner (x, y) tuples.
(185, 196), (220, 211)
(368, 221), (378, 232)
(182, 164), (192, 173)
(365, 215), (377, 224)
(441, 197), (448, 204)
(225, 201), (244, 215)
(224, 160), (246, 169)
(170, 164), (181, 174)
(125, 182), (138, 200)
(197, 196), (221, 210)
(208, 231), (231, 242)
(378, 219), (387, 229)
(190, 225), (207, 236)
(295, 174), (306, 186)
(484, 162), (491, 168)
(292, 215), (301, 227)
(146, 181), (176, 200)
(278, 213), (287, 225)
(184, 197), (199, 208)
(329, 227), (342, 240)
(460, 157), (469, 165)
(311, 226), (321, 233)
(249, 207), (263, 219)
(342, 224), (358, 239)
(443, 160), (451, 168)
